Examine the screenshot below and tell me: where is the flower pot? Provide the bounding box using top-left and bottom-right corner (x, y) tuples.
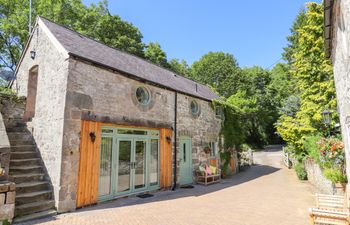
(334, 183), (346, 195)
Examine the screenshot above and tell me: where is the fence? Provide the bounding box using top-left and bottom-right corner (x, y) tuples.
(282, 146), (291, 169)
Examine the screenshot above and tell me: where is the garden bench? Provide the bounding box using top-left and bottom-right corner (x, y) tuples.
(196, 157), (221, 185)
(309, 193), (349, 225)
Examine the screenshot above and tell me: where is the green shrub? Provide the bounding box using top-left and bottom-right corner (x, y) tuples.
(324, 168), (347, 184)
(240, 143), (252, 152)
(294, 162), (307, 180)
(304, 134), (322, 163)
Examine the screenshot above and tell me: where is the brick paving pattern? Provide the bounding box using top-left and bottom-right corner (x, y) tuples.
(20, 146), (315, 225)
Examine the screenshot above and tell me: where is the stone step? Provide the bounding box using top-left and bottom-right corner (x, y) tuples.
(6, 126), (29, 132)
(10, 158), (41, 167)
(16, 190), (52, 205)
(10, 151), (38, 159)
(9, 139), (34, 146)
(7, 132), (33, 141)
(4, 119), (26, 129)
(11, 145), (36, 152)
(15, 200), (55, 217)
(10, 165), (43, 175)
(14, 209), (57, 223)
(16, 181), (50, 194)
(10, 173), (45, 184)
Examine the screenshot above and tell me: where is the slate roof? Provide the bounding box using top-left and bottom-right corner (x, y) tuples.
(39, 17), (219, 101)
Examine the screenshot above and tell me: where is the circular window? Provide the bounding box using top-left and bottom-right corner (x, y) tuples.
(136, 87), (151, 105)
(190, 100), (200, 116)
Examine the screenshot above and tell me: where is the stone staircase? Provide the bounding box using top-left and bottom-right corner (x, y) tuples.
(6, 119), (56, 222)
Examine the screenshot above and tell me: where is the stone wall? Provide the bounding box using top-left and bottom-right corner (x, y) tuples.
(330, 0), (350, 194)
(13, 24), (69, 210)
(57, 58), (221, 212)
(0, 108), (10, 182)
(0, 96), (26, 181)
(0, 181), (15, 224)
(304, 159), (335, 194)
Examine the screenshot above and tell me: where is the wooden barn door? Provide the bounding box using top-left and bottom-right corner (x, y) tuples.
(160, 128), (173, 188)
(76, 120), (101, 208)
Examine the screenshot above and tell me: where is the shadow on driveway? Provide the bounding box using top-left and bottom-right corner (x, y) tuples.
(81, 164), (280, 211)
(20, 164), (280, 225)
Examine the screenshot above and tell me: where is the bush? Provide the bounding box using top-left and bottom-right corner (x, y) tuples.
(317, 137), (345, 169)
(324, 168), (347, 183)
(304, 134), (322, 163)
(294, 162), (307, 180)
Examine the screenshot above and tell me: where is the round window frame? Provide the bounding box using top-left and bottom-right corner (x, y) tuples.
(190, 100), (201, 118)
(135, 86), (151, 106)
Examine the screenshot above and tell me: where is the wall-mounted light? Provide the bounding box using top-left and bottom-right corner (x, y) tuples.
(30, 50), (36, 60)
(89, 132), (96, 143)
(166, 136), (171, 143)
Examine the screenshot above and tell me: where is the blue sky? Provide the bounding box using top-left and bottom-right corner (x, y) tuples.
(83, 0), (321, 68)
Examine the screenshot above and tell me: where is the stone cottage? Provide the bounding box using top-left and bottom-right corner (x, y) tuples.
(11, 16), (222, 217)
(324, 0), (350, 193)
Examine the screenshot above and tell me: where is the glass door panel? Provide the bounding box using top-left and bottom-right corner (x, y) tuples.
(149, 139), (159, 186)
(98, 137), (113, 197)
(134, 140), (146, 189)
(117, 140), (132, 193)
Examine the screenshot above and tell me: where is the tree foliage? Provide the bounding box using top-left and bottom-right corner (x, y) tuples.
(144, 42), (168, 67)
(191, 52), (241, 97)
(0, 0), (145, 71)
(168, 59), (190, 77)
(276, 3), (337, 152)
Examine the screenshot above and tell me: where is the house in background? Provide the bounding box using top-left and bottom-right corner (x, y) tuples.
(10, 16), (222, 217)
(324, 0), (350, 193)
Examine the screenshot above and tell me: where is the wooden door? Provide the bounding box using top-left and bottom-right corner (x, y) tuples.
(160, 128), (172, 188)
(76, 120), (101, 208)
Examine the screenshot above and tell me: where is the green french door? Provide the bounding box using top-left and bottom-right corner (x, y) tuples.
(98, 128), (159, 201)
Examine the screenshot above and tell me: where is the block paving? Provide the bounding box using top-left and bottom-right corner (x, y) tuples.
(20, 146), (315, 225)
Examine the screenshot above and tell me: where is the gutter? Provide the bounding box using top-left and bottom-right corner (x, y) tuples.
(172, 92), (178, 190)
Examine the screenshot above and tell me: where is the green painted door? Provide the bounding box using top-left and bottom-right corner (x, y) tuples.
(179, 138), (192, 185)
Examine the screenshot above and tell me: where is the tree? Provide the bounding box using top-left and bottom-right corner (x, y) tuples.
(276, 3), (337, 151)
(167, 59), (190, 77)
(190, 52), (241, 97)
(76, 1), (145, 57)
(268, 63), (295, 106)
(144, 42), (168, 67)
(226, 66), (278, 147)
(0, 0), (145, 71)
(283, 9), (307, 64)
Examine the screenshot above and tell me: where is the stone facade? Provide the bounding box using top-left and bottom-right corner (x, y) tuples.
(329, 0), (350, 194)
(58, 59), (221, 211)
(0, 181), (15, 224)
(14, 23), (221, 213)
(14, 25), (69, 211)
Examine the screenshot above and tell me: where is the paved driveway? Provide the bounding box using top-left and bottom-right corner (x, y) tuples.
(21, 146), (315, 225)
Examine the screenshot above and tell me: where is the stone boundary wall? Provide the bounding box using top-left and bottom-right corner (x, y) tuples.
(0, 181), (15, 224)
(304, 159), (337, 194)
(0, 111), (10, 182)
